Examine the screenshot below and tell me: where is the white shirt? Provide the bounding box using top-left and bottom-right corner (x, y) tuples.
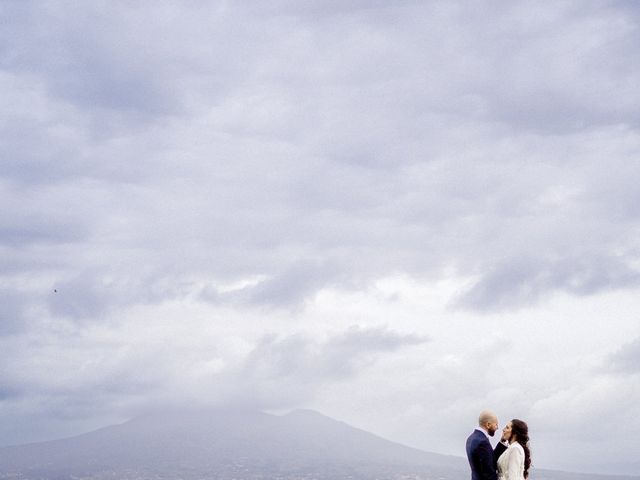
(497, 441), (525, 480)
(474, 426), (491, 439)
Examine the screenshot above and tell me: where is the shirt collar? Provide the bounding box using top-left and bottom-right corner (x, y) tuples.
(475, 427), (490, 439)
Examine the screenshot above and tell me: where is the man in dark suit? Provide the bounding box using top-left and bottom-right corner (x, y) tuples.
(466, 410), (507, 480)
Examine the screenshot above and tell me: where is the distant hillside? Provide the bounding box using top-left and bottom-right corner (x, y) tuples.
(0, 409), (636, 480)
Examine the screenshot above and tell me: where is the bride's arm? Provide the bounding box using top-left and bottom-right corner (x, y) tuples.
(505, 446), (524, 480)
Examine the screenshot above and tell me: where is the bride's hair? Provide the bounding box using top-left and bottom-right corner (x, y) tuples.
(511, 419), (531, 478)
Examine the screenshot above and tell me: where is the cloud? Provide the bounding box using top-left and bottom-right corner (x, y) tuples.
(1, 1), (639, 314)
(0, 288), (29, 335)
(455, 253), (640, 311)
(2, 3), (184, 116)
(233, 260), (344, 307)
(606, 336), (640, 375)
(0, 211), (87, 249)
(1, 1), (640, 473)
(0, 321), (425, 426)
(237, 326), (428, 406)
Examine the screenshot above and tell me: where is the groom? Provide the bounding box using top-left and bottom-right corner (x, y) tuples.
(465, 410), (507, 480)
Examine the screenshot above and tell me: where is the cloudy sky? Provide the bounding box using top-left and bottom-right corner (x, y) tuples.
(1, 0), (640, 475)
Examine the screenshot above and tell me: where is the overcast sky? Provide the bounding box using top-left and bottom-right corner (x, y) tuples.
(1, 0), (640, 475)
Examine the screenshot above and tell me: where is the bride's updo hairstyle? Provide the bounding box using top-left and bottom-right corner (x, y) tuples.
(511, 419), (531, 478)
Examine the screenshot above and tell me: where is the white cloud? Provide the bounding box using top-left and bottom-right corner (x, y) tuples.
(607, 336), (640, 374)
(1, 0), (640, 475)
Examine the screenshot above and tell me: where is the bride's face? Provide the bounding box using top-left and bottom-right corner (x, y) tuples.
(502, 422), (513, 441)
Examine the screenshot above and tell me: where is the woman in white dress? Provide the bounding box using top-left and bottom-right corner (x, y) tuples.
(497, 419), (531, 480)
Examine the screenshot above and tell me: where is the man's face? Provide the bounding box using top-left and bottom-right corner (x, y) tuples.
(485, 418), (499, 437)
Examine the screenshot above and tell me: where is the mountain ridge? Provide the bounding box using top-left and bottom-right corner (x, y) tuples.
(0, 408), (637, 480)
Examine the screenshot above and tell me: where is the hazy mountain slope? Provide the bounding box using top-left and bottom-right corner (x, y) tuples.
(0, 409), (637, 480)
(0, 409), (463, 477)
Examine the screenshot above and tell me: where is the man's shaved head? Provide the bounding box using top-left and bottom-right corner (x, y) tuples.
(479, 410), (498, 425)
(478, 410), (499, 436)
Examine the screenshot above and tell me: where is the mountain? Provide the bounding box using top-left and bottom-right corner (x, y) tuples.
(0, 409), (636, 480)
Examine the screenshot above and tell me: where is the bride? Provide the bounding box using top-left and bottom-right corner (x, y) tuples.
(497, 419), (532, 480)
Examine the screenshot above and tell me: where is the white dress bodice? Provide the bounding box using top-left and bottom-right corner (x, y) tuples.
(497, 442), (525, 480)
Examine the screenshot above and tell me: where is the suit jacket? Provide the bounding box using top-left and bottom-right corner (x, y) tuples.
(494, 440), (508, 465)
(466, 430), (506, 480)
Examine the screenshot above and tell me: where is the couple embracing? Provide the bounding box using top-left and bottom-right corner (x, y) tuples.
(466, 410), (532, 480)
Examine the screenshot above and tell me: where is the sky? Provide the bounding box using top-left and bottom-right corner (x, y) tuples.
(1, 0), (640, 475)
